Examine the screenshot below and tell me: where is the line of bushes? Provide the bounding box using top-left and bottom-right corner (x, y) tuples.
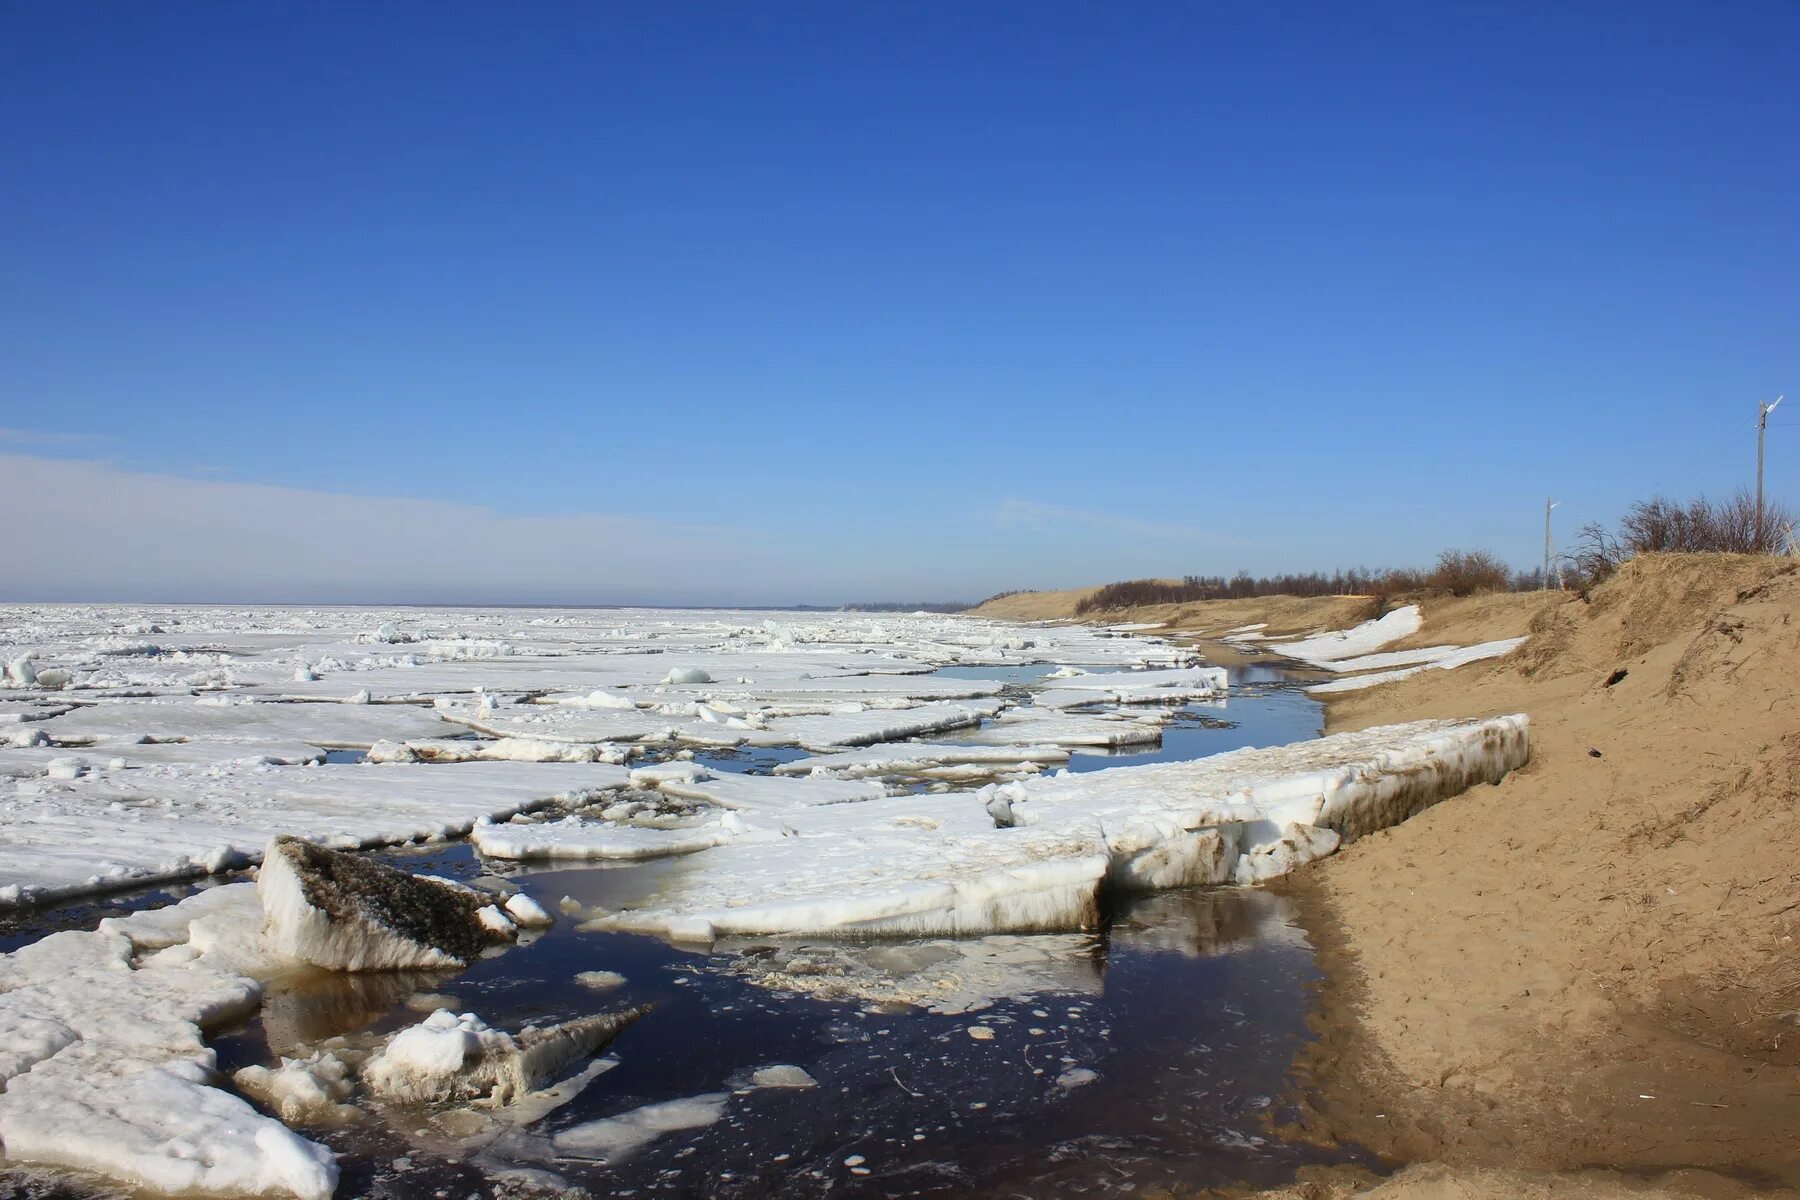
(1001, 489), (1795, 616)
(1073, 549), (1524, 614)
(1569, 489), (1795, 585)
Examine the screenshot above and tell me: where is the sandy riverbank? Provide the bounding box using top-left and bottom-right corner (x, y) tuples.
(987, 557), (1800, 1198)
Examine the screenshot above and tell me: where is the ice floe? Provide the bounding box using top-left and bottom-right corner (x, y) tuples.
(0, 603), (1547, 1200)
(773, 742), (1071, 780)
(0, 759), (629, 907)
(580, 716), (1528, 940)
(551, 1092), (731, 1163)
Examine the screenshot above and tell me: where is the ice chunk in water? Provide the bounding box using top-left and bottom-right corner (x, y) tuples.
(551, 1092), (730, 1163)
(363, 1007), (648, 1106)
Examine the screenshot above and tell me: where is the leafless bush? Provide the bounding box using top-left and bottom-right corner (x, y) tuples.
(1426, 549), (1512, 596)
(1568, 521), (1624, 587)
(1618, 490), (1794, 555)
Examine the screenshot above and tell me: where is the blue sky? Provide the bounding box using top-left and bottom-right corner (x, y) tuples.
(3, 2), (1796, 604)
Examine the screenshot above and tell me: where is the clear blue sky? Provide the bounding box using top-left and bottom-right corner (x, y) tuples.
(3, 1), (1795, 604)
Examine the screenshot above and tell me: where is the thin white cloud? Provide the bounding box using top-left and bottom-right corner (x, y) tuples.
(0, 453), (776, 605)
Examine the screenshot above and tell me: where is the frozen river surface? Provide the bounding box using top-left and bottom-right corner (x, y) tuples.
(0, 605), (1527, 1198)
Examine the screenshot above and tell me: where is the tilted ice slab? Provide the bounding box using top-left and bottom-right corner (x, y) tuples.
(950, 706), (1168, 748)
(39, 697), (454, 749)
(472, 814), (746, 861)
(1037, 665), (1228, 707)
(367, 736), (631, 765)
(583, 791), (1109, 942)
(773, 742), (1072, 780)
(1263, 605), (1422, 664)
(629, 673), (1011, 705)
(436, 700), (729, 746)
(470, 769), (894, 861)
(643, 768), (890, 811)
(0, 760), (630, 908)
(580, 716), (1528, 940)
(989, 715), (1530, 887)
(755, 700), (1005, 750)
(0, 738), (326, 779)
(439, 697), (1005, 751)
(1304, 638), (1528, 694)
(0, 884), (339, 1200)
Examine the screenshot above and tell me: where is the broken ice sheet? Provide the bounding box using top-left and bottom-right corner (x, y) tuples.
(0, 758), (629, 907)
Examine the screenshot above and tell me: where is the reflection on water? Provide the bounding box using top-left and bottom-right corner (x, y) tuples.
(1066, 667), (1324, 771)
(215, 882), (1361, 1199)
(256, 966), (459, 1056)
(691, 744), (812, 775)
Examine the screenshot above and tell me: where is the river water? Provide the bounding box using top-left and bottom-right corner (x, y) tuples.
(6, 653), (1379, 1198)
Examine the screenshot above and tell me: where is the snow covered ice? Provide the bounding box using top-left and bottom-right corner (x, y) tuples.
(578, 715), (1528, 940)
(0, 602), (1533, 1199)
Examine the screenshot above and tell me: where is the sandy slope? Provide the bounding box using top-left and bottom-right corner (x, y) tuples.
(970, 584), (1559, 649)
(971, 586), (1380, 638)
(1278, 555), (1800, 1197)
(984, 559), (1799, 1198)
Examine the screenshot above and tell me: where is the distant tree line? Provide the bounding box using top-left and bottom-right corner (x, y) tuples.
(842, 601), (975, 613)
(1070, 550), (1524, 614)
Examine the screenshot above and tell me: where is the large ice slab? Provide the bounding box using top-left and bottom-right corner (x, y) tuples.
(644, 769), (889, 811)
(755, 700), (1005, 750)
(0, 760), (630, 907)
(39, 697), (454, 748)
(949, 707), (1169, 748)
(773, 742), (1071, 780)
(0, 886), (338, 1200)
(1037, 665), (1228, 706)
(582, 791), (1110, 942)
(579, 717), (1528, 940)
(989, 715), (1530, 886)
(472, 814), (745, 861)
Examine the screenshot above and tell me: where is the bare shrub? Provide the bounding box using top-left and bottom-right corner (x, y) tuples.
(1568, 521), (1624, 588)
(1618, 490), (1795, 555)
(1427, 549), (1512, 597)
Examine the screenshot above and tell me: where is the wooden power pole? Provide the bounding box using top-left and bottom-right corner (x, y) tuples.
(1543, 498), (1558, 589)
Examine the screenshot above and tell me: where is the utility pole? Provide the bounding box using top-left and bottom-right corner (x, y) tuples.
(1757, 395), (1784, 551)
(1543, 498), (1558, 590)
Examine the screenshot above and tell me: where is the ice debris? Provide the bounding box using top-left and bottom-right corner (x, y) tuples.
(551, 1092), (730, 1163)
(362, 1006), (648, 1106)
